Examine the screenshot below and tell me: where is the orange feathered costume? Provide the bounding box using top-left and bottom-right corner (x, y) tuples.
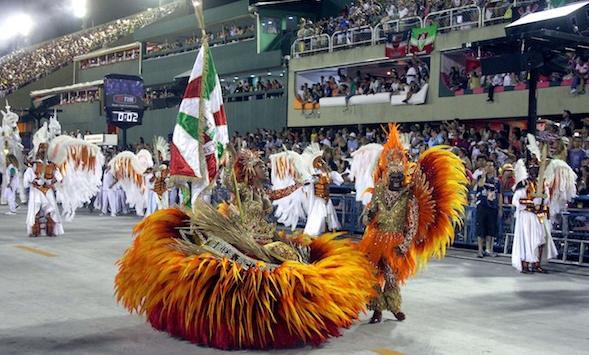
(358, 124), (468, 315)
(114, 148), (376, 350)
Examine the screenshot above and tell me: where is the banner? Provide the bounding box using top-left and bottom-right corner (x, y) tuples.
(385, 30), (411, 58)
(170, 42), (229, 199)
(409, 25), (437, 55)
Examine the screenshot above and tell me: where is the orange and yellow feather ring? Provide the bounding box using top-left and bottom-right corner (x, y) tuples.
(114, 208), (376, 350)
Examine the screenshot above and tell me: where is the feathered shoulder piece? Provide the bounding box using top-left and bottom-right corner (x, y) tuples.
(48, 135), (104, 221)
(410, 145), (469, 269)
(109, 151), (150, 215)
(349, 143), (383, 205)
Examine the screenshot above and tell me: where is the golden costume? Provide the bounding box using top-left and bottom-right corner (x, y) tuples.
(354, 124), (468, 321)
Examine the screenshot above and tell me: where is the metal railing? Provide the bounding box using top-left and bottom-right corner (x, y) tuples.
(482, 0), (538, 26)
(373, 17), (423, 44)
(289, 1), (546, 56)
(331, 25), (374, 51)
(291, 33), (331, 57)
(424, 4), (482, 32)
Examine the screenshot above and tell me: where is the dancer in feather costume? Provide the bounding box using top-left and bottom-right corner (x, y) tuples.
(351, 124), (468, 323)
(115, 148), (376, 350)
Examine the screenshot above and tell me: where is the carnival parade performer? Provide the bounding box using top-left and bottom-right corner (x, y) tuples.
(3, 154), (20, 215)
(24, 126), (64, 237)
(350, 124), (468, 323)
(22, 114), (103, 237)
(303, 145), (344, 236)
(1, 101), (26, 205)
(511, 137), (560, 273)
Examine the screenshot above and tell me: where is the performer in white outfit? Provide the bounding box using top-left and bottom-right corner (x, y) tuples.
(116, 185), (129, 215)
(23, 138), (64, 237)
(101, 166), (118, 217)
(3, 154), (20, 214)
(1, 101), (26, 205)
(144, 168), (157, 217)
(109, 149), (153, 217)
(511, 157), (557, 273)
(303, 154), (343, 236)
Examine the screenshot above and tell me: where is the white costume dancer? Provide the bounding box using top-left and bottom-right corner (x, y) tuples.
(144, 169), (157, 217)
(101, 167), (118, 217)
(109, 149), (154, 216)
(24, 117), (103, 237)
(269, 143), (342, 236)
(511, 157), (557, 273)
(3, 155), (20, 214)
(116, 185), (129, 215)
(303, 153), (343, 236)
(0, 101), (26, 205)
(24, 126), (64, 237)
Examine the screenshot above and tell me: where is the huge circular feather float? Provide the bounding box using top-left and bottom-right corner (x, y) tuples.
(115, 208), (376, 350)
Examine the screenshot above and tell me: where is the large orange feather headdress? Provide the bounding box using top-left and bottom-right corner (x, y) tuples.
(373, 123), (412, 184)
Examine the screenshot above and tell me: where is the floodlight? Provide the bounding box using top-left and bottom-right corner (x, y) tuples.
(72, 0), (87, 19)
(1, 14), (35, 38)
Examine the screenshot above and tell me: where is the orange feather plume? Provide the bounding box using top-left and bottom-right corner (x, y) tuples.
(114, 208), (376, 350)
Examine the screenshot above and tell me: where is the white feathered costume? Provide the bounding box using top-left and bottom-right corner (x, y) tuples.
(109, 149), (154, 216)
(270, 144), (343, 235)
(24, 117), (103, 235)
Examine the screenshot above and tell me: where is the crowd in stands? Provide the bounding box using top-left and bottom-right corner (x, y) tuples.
(79, 48), (141, 70)
(0, 3), (178, 96)
(444, 53), (588, 99)
(59, 89), (100, 105)
(230, 111), (589, 200)
(222, 78), (285, 101)
(297, 57), (429, 105)
(296, 0), (539, 41)
(145, 24), (255, 58)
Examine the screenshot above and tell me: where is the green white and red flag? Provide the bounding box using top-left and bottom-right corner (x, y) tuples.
(170, 42), (228, 198)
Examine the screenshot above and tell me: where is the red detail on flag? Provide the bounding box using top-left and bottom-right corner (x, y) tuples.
(203, 133), (211, 143)
(473, 87), (484, 94)
(454, 89), (464, 96)
(205, 153), (217, 182)
(214, 105), (227, 126)
(183, 77), (202, 99)
(170, 143), (196, 177)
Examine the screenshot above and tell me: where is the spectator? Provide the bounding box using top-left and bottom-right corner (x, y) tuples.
(475, 158), (501, 258)
(571, 57), (588, 95)
(487, 74), (503, 102)
(347, 132), (359, 152)
(568, 136), (586, 173)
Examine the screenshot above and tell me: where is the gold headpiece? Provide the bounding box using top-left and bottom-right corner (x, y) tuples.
(235, 149), (264, 185)
(374, 124), (410, 183)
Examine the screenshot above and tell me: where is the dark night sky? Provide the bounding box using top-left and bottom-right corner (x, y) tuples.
(0, 0), (165, 54)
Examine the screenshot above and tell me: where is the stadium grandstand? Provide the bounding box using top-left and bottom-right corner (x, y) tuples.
(1, 0), (589, 354)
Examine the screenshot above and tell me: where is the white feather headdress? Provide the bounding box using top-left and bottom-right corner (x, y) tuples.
(154, 136), (170, 162)
(526, 133), (541, 162)
(513, 159), (528, 191)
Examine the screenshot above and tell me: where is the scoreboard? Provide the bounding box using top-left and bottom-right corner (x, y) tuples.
(103, 74), (145, 128)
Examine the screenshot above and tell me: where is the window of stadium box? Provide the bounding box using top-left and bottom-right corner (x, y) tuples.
(294, 57), (430, 110)
(439, 48), (583, 98)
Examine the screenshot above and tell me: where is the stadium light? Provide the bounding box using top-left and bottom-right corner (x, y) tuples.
(72, 0), (87, 19)
(0, 13), (35, 39)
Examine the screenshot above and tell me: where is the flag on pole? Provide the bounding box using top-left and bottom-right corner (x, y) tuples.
(170, 42), (228, 198)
